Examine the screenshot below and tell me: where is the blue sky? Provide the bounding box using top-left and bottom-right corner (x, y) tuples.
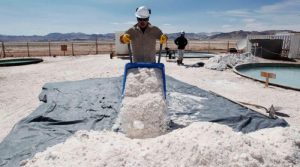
(0, 0), (300, 35)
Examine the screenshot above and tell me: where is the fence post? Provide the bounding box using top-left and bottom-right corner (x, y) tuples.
(48, 41), (51, 57)
(208, 41), (210, 53)
(1, 42), (6, 58)
(96, 36), (98, 54)
(227, 40), (229, 52)
(72, 43), (74, 56)
(27, 42), (30, 57)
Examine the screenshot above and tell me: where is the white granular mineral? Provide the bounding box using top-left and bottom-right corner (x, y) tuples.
(205, 52), (257, 71)
(119, 68), (168, 138)
(22, 123), (300, 167)
(123, 68), (164, 97)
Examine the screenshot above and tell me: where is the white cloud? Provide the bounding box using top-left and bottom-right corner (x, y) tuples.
(226, 18), (238, 22)
(207, 9), (251, 17)
(225, 9), (252, 17)
(111, 21), (136, 25)
(244, 22), (266, 30)
(206, 1), (300, 32)
(258, 0), (300, 14)
(221, 25), (232, 28)
(125, 21), (136, 25)
(243, 18), (256, 23)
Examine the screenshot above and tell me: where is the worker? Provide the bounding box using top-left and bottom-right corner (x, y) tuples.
(174, 31), (188, 65)
(120, 6), (168, 62)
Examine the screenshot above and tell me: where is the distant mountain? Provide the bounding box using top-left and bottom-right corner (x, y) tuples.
(208, 30), (297, 40)
(167, 33), (209, 40)
(0, 32), (115, 42)
(0, 30), (298, 42)
(168, 30), (297, 40)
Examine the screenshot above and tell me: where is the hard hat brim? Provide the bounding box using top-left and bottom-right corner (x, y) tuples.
(135, 13), (149, 19)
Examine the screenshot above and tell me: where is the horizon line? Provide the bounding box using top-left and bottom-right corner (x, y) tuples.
(0, 29), (297, 36)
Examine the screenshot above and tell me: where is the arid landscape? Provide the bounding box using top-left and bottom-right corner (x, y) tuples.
(0, 40), (238, 58)
(2, 30), (296, 58)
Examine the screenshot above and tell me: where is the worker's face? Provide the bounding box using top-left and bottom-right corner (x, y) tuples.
(137, 17), (149, 29)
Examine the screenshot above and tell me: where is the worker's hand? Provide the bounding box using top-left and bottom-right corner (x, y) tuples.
(160, 34), (168, 44)
(120, 34), (131, 44)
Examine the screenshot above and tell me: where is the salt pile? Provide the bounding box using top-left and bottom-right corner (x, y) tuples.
(22, 122), (300, 167)
(123, 68), (164, 97)
(118, 68), (168, 138)
(205, 52), (257, 71)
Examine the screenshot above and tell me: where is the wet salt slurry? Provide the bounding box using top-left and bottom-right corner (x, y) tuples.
(119, 68), (168, 138)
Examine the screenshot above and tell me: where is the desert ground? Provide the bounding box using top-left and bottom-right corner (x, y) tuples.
(0, 54), (300, 166)
(0, 40), (236, 57)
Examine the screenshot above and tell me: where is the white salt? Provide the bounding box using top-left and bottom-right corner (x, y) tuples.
(205, 52), (257, 71)
(119, 68), (168, 138)
(22, 122), (300, 167)
(123, 68), (164, 97)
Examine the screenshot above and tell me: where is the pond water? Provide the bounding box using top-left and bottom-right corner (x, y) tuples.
(235, 63), (300, 90)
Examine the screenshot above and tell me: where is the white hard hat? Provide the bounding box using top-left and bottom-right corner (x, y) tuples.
(180, 30), (185, 34)
(135, 6), (151, 18)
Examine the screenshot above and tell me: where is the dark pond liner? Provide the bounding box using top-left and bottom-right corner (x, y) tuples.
(159, 51), (216, 58)
(0, 58), (43, 67)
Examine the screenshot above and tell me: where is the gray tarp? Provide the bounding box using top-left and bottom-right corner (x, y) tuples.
(0, 76), (288, 167)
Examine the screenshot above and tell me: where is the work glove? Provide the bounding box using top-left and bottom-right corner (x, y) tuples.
(160, 34), (168, 44)
(120, 34), (131, 44)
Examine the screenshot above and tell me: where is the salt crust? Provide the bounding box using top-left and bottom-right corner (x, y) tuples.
(22, 122), (300, 167)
